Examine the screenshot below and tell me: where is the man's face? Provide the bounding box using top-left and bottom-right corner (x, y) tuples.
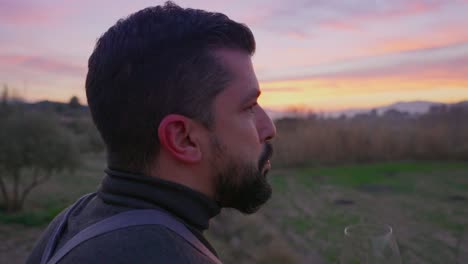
(208, 49), (277, 214)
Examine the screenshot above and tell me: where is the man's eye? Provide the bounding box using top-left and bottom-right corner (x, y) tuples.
(247, 103), (258, 113)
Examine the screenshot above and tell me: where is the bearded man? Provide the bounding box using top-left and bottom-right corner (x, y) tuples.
(27, 2), (276, 263)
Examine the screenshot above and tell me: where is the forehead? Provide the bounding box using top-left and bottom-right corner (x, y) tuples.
(213, 49), (260, 102)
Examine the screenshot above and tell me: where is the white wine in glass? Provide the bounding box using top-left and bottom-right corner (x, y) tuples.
(340, 224), (402, 264)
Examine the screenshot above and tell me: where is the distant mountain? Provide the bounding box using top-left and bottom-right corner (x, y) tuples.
(265, 109), (314, 120)
(9, 99), (89, 113)
(329, 100), (468, 118)
(377, 101), (442, 115)
(265, 109), (286, 120)
(269, 100), (468, 119)
(9, 98), (468, 120)
(452, 101), (468, 108)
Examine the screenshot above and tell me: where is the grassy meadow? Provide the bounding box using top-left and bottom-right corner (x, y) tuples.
(1, 152), (467, 263)
(208, 161), (468, 264)
(1, 102), (468, 263)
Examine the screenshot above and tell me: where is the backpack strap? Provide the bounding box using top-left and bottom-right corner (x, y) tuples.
(41, 193), (97, 264)
(43, 194), (222, 264)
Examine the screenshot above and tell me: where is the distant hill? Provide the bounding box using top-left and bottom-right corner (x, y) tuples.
(269, 100), (468, 119)
(377, 101), (443, 115)
(7, 98), (468, 120)
(324, 100), (468, 118)
(8, 100), (89, 114)
(452, 101), (468, 108)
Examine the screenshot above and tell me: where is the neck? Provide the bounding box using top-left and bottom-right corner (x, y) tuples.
(149, 157), (216, 199)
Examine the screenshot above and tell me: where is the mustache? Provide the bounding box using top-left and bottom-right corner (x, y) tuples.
(258, 142), (274, 169)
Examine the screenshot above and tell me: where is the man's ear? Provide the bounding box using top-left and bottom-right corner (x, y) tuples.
(158, 114), (203, 163)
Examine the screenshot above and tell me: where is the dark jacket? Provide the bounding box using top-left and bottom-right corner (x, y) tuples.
(26, 169), (221, 264)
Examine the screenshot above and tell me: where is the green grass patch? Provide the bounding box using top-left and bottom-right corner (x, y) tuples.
(270, 173), (288, 194)
(297, 161), (468, 191)
(424, 211), (466, 233)
(315, 211), (360, 239)
(295, 171), (321, 189)
(283, 216), (314, 234)
(0, 205), (65, 226)
(455, 183), (468, 191)
(313, 211), (360, 264)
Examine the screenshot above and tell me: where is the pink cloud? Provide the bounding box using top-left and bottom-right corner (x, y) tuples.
(237, 0), (453, 35)
(241, 8), (276, 27)
(0, 54), (85, 76)
(0, 1), (73, 24)
(320, 21), (358, 31)
(367, 21), (468, 55)
(285, 30), (309, 40)
(311, 54), (468, 80)
(316, 0), (445, 32)
(381, 0), (442, 18)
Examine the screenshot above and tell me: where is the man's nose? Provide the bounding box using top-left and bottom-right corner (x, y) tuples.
(258, 107), (277, 142)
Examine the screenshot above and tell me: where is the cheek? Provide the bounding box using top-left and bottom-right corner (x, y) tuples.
(230, 119), (259, 144)
(216, 115), (261, 155)
(235, 125), (262, 158)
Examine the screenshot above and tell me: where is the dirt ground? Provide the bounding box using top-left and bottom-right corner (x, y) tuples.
(207, 168), (468, 264)
(1, 165), (467, 263)
(0, 225), (43, 263)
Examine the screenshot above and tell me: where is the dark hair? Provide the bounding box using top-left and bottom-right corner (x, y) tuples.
(85, 1), (255, 173)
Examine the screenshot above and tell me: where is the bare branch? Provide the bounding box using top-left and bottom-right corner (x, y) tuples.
(19, 168), (47, 209)
(0, 174), (10, 208)
(12, 170), (20, 209)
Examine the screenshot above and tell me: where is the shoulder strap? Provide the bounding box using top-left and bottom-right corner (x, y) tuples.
(41, 193), (96, 264)
(46, 209), (223, 264)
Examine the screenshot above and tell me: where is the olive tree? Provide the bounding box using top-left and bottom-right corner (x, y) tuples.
(0, 110), (79, 212)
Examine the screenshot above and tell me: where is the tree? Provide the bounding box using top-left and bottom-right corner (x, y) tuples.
(1, 84), (9, 117)
(68, 95), (81, 109)
(1, 84), (8, 107)
(0, 110), (79, 212)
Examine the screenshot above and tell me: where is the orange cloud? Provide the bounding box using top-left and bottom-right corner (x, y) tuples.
(315, 55), (468, 81)
(260, 79), (468, 111)
(259, 73), (468, 111)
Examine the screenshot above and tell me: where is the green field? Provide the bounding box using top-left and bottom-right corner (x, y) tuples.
(1, 154), (467, 263)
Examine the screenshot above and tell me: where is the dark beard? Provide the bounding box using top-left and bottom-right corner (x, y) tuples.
(213, 142), (274, 214)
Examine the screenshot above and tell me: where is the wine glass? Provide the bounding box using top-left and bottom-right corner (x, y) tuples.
(340, 224), (402, 264)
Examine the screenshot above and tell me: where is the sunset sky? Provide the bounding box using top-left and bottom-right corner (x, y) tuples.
(1, 0), (468, 112)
